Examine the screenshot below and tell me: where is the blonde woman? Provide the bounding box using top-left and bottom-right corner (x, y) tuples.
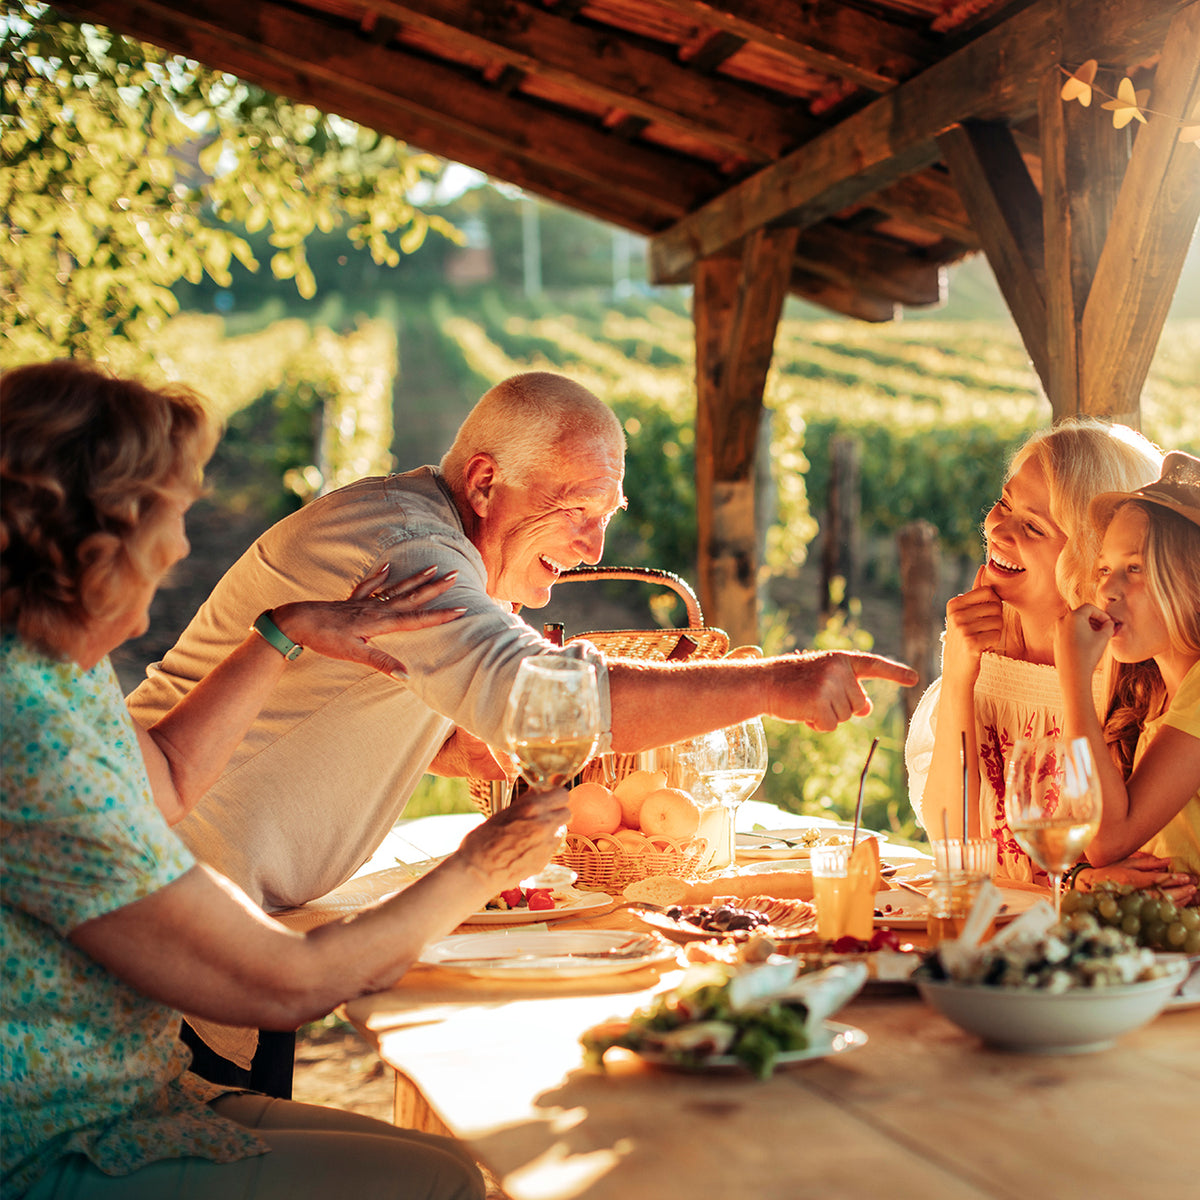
(905, 419), (1168, 883)
(1, 361), (569, 1199)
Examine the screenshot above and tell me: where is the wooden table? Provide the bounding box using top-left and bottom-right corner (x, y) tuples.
(344, 906), (1199, 1200)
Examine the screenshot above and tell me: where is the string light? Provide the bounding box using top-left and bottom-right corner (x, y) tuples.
(1059, 61), (1199, 145)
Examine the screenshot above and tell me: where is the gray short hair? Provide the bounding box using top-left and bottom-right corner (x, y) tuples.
(440, 372), (625, 491)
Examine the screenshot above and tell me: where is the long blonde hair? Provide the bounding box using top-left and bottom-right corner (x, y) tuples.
(1103, 501), (1200, 775)
(999, 419), (1161, 653)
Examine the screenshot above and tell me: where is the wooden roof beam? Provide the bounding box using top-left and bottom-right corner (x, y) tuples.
(788, 272), (900, 323)
(649, 0), (1193, 284)
(63, 0), (724, 218)
(789, 226), (947, 307)
(650, 0), (936, 92)
(867, 171), (978, 246)
(55, 0), (685, 233)
(365, 0), (818, 162)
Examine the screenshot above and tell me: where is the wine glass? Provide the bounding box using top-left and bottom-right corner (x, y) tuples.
(1004, 736), (1101, 918)
(695, 718), (768, 868)
(502, 656), (601, 796)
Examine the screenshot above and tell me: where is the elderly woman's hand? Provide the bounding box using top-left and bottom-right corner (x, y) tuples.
(271, 564), (465, 679)
(458, 789), (572, 890)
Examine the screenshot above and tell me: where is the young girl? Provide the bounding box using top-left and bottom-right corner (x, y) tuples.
(906, 419), (1165, 881)
(1057, 451), (1200, 881)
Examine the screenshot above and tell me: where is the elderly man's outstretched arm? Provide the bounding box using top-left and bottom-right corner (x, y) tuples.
(605, 650), (918, 752)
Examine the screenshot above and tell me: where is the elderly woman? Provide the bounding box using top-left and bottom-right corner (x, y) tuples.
(1, 360), (570, 1199)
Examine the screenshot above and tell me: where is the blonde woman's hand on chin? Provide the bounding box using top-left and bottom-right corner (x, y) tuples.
(458, 788), (573, 888)
(941, 564), (1004, 684)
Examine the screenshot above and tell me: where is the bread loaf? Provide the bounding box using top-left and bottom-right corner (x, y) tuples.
(624, 869), (814, 905)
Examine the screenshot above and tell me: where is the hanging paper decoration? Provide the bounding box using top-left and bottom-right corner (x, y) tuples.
(1101, 77), (1150, 129)
(1060, 60), (1098, 107)
(1058, 64), (1197, 148)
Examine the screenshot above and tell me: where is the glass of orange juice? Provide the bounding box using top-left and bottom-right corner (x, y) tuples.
(812, 845), (874, 941)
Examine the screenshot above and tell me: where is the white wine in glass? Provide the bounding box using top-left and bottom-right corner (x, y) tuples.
(1004, 736), (1101, 918)
(503, 656), (601, 794)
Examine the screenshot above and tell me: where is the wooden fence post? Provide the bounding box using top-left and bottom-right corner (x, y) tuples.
(898, 520), (941, 726)
(821, 435), (860, 616)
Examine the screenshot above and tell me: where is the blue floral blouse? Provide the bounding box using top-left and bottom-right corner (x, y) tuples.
(1, 631), (265, 1195)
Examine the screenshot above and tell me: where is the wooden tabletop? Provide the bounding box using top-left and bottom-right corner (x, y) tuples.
(343, 906), (1199, 1200)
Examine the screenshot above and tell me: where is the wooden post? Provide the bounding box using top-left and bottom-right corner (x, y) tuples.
(898, 521), (941, 727)
(821, 435), (860, 617)
(693, 225), (799, 649)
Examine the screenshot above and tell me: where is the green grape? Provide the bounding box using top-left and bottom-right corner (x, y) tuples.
(1144, 921), (1168, 949)
(1179, 908), (1200, 932)
(1166, 922), (1188, 948)
(1120, 914), (1141, 938)
(1097, 895), (1120, 922)
(1118, 893), (1144, 919)
(1184, 930), (1200, 955)
(1159, 901), (1180, 925)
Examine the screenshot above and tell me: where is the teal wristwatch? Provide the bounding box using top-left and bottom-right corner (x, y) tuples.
(251, 610), (304, 661)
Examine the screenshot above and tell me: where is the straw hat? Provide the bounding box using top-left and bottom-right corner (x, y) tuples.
(1090, 451), (1200, 532)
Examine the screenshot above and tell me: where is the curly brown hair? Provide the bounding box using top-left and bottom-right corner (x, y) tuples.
(1, 360), (218, 656)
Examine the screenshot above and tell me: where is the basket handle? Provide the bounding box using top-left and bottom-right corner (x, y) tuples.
(557, 566), (705, 628)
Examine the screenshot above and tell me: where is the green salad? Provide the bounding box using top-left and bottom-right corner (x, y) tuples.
(581, 960), (863, 1080)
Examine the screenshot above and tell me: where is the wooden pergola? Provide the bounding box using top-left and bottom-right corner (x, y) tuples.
(57, 0), (1200, 646)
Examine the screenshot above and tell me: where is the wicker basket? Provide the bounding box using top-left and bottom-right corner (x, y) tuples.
(470, 567), (735, 888)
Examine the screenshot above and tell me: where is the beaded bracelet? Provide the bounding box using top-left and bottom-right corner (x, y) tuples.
(1064, 861), (1092, 889)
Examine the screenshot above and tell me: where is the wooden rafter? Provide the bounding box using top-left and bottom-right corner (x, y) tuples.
(363, 0), (822, 163)
(649, 0), (936, 92)
(648, 0), (1193, 284)
(63, 0), (725, 219)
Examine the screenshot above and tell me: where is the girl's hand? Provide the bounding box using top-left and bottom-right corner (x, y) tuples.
(1076, 852), (1197, 905)
(1054, 604), (1113, 681)
(272, 564), (466, 679)
(941, 565), (1003, 681)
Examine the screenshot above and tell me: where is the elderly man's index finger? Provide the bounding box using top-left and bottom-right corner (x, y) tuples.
(846, 653), (919, 686)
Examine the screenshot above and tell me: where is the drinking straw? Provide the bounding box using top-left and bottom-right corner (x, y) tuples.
(851, 737), (879, 849)
(961, 729), (969, 865)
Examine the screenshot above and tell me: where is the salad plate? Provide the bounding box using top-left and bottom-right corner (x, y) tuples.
(632, 895), (817, 945)
(632, 1019), (868, 1073)
(419, 929), (678, 979)
(873, 887), (1045, 931)
(461, 890), (612, 925)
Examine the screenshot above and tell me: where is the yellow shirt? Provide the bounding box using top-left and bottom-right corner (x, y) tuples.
(1139, 660), (1200, 876)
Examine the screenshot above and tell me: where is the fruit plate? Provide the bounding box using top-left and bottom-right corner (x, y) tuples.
(461, 890), (612, 925)
(631, 1019), (868, 1073)
(418, 929), (679, 979)
(631, 895), (817, 945)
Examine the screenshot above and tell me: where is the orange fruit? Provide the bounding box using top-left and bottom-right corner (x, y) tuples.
(566, 782), (622, 838)
(638, 787), (701, 841)
(613, 768), (668, 828)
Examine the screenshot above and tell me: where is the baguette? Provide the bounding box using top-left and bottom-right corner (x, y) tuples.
(625, 870), (814, 906)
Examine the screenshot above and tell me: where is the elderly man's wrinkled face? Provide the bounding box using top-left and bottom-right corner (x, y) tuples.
(475, 432), (626, 609)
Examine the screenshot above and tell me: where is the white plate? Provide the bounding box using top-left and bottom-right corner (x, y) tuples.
(461, 890), (612, 925)
(1165, 957), (1200, 1011)
(633, 1019), (868, 1073)
(419, 929), (678, 979)
(736, 828), (858, 861)
(873, 886), (1045, 930)
(739, 858), (899, 879)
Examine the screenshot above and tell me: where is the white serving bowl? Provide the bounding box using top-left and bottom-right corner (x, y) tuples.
(917, 957), (1190, 1054)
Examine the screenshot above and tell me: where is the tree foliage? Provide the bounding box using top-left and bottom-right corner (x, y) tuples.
(0, 2), (458, 366)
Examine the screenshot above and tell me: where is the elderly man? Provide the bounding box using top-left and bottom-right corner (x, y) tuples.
(130, 371), (916, 914)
